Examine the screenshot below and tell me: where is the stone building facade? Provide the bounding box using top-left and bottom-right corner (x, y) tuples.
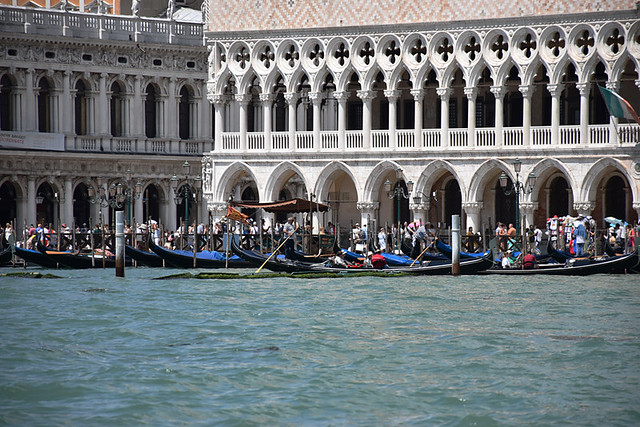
(202, 2), (640, 233)
(0, 7), (209, 234)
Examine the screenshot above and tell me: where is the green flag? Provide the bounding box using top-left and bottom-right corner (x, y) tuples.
(598, 85), (640, 125)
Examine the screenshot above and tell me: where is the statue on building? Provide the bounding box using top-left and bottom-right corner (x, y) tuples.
(131, 0), (140, 17)
(167, 0), (175, 20)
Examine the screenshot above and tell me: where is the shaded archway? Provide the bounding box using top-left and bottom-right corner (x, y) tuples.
(1, 74), (15, 131)
(494, 178), (516, 227)
(36, 182), (57, 227)
(142, 184), (160, 223)
(548, 176), (570, 217)
(73, 183), (91, 227)
(0, 181), (17, 227)
(604, 176), (626, 221)
(443, 179), (462, 224)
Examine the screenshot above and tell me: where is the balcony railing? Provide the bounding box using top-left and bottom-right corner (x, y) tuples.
(211, 124), (638, 154)
(0, 5), (203, 46)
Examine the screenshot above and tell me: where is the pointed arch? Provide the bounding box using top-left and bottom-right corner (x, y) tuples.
(581, 157), (637, 202)
(315, 161), (361, 202)
(215, 161), (260, 201)
(363, 160), (404, 202)
(263, 161), (310, 201)
(414, 159), (467, 201)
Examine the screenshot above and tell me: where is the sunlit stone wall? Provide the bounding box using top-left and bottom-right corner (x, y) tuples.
(206, 0), (636, 32)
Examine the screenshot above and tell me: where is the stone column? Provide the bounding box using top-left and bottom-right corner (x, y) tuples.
(464, 87), (477, 147)
(410, 201), (430, 225)
(576, 82), (589, 145)
(384, 89), (400, 149)
(519, 202), (537, 232)
(547, 83), (563, 145)
(98, 72), (108, 135)
(519, 85), (533, 146)
(284, 92), (298, 151)
(62, 71), (72, 135)
(167, 77), (177, 139)
(437, 88), (451, 148)
(133, 75), (143, 137)
(168, 184), (177, 231)
(135, 189), (144, 224)
(260, 93), (273, 151)
(462, 202), (483, 234)
(27, 177), (36, 227)
(25, 68), (36, 131)
(410, 89), (424, 147)
(606, 81), (620, 144)
(357, 90), (376, 149)
(63, 178), (73, 226)
(208, 202), (227, 225)
(210, 94), (225, 150)
(333, 91), (349, 150)
(309, 92), (323, 151)
(356, 201), (379, 239)
(235, 94), (251, 151)
(490, 85), (506, 146)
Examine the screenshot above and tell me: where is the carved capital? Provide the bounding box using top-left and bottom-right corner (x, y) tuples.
(410, 202), (430, 211)
(519, 202), (537, 214)
(259, 93), (275, 103)
(462, 201), (484, 214)
(490, 85), (506, 98)
(605, 81), (620, 91)
(518, 84), (534, 98)
(575, 83), (589, 96)
(383, 89), (401, 101)
(356, 90), (377, 101)
(436, 87), (452, 99)
(308, 91), (324, 105)
(573, 201), (595, 215)
(357, 201), (379, 212)
(283, 92), (299, 104)
(410, 89), (424, 101)
(332, 91), (349, 102)
(234, 93), (252, 104)
(208, 202), (227, 214)
(546, 83), (564, 97)
(464, 87), (478, 99)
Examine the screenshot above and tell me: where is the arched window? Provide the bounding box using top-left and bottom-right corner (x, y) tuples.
(0, 75), (15, 131)
(548, 176), (569, 217)
(74, 80), (88, 135)
(178, 86), (191, 140)
(604, 176), (626, 220)
(145, 85), (158, 138)
(38, 78), (53, 133)
(110, 82), (123, 137)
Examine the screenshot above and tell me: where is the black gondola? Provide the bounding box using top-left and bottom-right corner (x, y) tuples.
(14, 245), (63, 268)
(148, 237), (250, 268)
(0, 246), (12, 266)
(481, 249), (639, 275)
(36, 239), (132, 269)
(230, 236), (494, 275)
(125, 245), (165, 267)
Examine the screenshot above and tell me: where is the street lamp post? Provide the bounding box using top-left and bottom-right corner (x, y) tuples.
(384, 168), (414, 251)
(171, 161), (202, 250)
(499, 158), (536, 235)
(124, 169), (143, 227)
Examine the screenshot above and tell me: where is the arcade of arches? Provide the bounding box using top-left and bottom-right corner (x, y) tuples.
(204, 158), (638, 235)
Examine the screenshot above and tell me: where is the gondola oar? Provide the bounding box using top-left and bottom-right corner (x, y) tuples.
(410, 241), (434, 267)
(255, 225), (298, 274)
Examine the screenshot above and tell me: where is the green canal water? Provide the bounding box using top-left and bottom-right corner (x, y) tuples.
(1, 267), (639, 425)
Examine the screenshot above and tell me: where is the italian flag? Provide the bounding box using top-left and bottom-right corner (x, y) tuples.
(598, 85), (640, 125)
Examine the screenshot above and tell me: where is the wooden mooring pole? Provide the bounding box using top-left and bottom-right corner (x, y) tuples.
(115, 211), (125, 277)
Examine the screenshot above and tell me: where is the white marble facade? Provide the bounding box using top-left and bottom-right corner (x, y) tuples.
(202, 8), (640, 232)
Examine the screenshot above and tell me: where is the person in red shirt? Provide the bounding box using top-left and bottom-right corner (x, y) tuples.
(371, 250), (387, 269)
(522, 251), (537, 269)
